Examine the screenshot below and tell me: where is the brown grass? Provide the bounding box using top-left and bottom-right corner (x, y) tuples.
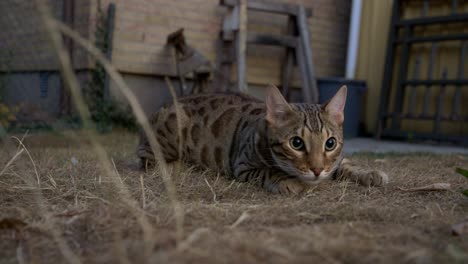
(3, 3), (466, 263)
(35, 1), (182, 256)
(0, 131), (467, 264)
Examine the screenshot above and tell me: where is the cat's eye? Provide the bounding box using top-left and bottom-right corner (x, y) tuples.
(325, 137), (337, 151)
(289, 136), (305, 150)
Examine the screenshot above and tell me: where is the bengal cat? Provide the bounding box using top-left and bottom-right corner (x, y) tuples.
(137, 85), (388, 194)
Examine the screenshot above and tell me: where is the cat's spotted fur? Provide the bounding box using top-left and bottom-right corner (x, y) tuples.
(137, 85), (388, 194)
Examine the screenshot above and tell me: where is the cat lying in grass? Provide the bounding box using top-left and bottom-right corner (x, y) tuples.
(137, 85), (388, 194)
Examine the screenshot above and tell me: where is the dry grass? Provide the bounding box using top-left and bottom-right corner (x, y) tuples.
(3, 5), (467, 263)
(0, 131), (467, 264)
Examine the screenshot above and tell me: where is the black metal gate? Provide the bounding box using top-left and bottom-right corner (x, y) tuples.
(377, 0), (468, 145)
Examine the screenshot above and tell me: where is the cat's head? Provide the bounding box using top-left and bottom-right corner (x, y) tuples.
(264, 85), (347, 183)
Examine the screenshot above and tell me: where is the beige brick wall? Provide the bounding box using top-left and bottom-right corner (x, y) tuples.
(1, 0), (350, 86)
(0, 0), (92, 71)
(96, 0), (350, 85)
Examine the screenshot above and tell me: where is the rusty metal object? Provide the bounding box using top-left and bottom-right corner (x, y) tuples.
(166, 28), (212, 95)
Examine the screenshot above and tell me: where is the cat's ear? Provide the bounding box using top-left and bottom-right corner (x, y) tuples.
(265, 84), (293, 125)
(324, 85), (347, 125)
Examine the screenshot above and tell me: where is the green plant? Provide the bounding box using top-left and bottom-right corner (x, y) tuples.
(455, 167), (468, 197)
(83, 4), (136, 132)
(0, 103), (17, 139)
(0, 52), (17, 137)
(0, 103), (17, 127)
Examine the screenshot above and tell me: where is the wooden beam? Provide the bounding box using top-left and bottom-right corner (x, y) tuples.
(246, 33), (297, 47)
(61, 0), (75, 116)
(236, 0), (247, 92)
(281, 17), (296, 100)
(296, 5), (318, 103)
(221, 0), (312, 17)
(295, 42), (312, 103)
(222, 6), (239, 41)
(212, 38), (235, 93)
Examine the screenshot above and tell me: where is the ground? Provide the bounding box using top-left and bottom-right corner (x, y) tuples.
(0, 131), (467, 264)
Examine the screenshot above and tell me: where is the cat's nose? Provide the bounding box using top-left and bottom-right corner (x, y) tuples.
(311, 168), (323, 176)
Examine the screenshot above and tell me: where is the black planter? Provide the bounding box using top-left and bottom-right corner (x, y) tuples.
(318, 78), (366, 138)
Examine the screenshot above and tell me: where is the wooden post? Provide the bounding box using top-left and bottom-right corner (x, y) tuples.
(295, 42), (311, 100)
(214, 3), (238, 92)
(216, 42), (234, 92)
(218, 1), (316, 99)
(236, 0), (247, 92)
(60, 0), (75, 115)
(296, 5), (318, 103)
(281, 17), (296, 100)
(103, 3), (116, 101)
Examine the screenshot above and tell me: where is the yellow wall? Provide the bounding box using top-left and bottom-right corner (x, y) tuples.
(356, 0), (468, 136)
(355, 0), (393, 134)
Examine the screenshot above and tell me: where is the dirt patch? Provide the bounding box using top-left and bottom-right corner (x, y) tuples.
(0, 132), (467, 263)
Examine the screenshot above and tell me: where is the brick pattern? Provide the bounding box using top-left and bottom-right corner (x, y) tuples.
(1, 0), (350, 86)
(0, 0), (91, 71)
(98, 0), (350, 85)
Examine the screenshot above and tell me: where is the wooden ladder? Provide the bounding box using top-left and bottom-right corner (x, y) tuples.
(215, 0), (319, 103)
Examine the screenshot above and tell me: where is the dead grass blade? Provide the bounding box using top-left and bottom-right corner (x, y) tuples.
(204, 177), (217, 203)
(140, 174), (146, 208)
(337, 180), (349, 203)
(398, 183), (451, 192)
(54, 210), (88, 218)
(0, 148), (24, 177)
(22, 4), (84, 263)
(164, 76), (185, 239)
(229, 211), (250, 229)
(16, 242), (27, 264)
(164, 76), (184, 165)
(52, 19), (184, 242)
(12, 136), (40, 186)
(177, 227), (210, 252)
(35, 0), (155, 260)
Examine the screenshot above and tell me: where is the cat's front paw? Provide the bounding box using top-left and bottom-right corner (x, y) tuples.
(358, 169), (389, 187)
(278, 178), (307, 195)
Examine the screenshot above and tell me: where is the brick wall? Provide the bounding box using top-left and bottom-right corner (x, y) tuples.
(96, 0), (351, 86)
(1, 0), (350, 85)
(0, 0), (92, 71)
